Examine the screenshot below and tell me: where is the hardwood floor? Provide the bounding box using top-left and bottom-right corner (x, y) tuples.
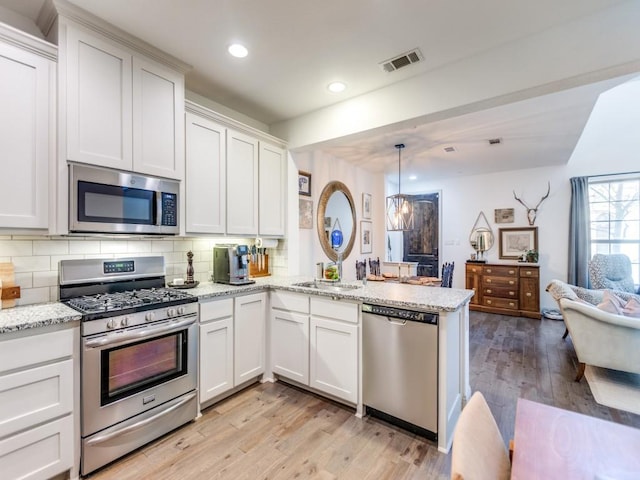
(86, 312), (640, 479)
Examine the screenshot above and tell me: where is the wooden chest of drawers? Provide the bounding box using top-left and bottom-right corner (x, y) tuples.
(465, 262), (540, 319)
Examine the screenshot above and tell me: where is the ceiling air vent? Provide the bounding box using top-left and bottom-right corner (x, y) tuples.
(444, 146), (456, 153)
(488, 138), (502, 145)
(380, 48), (423, 73)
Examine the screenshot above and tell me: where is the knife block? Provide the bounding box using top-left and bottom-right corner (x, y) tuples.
(249, 255), (270, 277)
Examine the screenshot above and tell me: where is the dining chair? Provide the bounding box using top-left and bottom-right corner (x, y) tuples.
(450, 391), (511, 480)
(441, 262), (455, 288)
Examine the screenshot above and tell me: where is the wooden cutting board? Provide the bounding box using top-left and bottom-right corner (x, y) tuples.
(0, 262), (19, 308)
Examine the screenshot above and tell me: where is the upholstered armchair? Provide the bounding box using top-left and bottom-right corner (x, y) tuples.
(546, 279), (640, 381)
(589, 253), (637, 293)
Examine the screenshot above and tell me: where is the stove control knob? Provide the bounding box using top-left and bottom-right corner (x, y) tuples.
(177, 306), (186, 315)
(145, 312), (155, 322)
(106, 319), (117, 330)
(120, 317), (129, 328)
(167, 308), (176, 318)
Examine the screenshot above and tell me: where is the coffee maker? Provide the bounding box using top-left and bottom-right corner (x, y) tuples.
(213, 245), (255, 285)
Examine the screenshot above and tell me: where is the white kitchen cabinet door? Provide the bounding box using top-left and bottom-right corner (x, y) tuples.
(310, 315), (358, 403)
(0, 39), (52, 229)
(199, 317), (234, 403)
(271, 309), (309, 385)
(234, 293), (266, 385)
(185, 112), (226, 234)
(66, 26), (133, 171)
(259, 143), (286, 236)
(226, 129), (259, 235)
(132, 56), (184, 179)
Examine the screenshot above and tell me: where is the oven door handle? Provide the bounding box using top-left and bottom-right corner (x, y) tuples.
(85, 392), (197, 446)
(85, 317), (197, 348)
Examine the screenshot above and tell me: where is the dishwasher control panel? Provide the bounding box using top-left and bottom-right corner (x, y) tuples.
(362, 304), (438, 325)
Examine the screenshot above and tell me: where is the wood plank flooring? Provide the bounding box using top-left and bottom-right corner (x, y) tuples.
(86, 312), (640, 479)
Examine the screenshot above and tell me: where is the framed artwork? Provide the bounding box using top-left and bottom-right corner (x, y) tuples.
(499, 227), (538, 259)
(299, 198), (313, 229)
(298, 171), (312, 196)
(362, 193), (372, 219)
(360, 221), (372, 254)
(494, 208), (514, 224)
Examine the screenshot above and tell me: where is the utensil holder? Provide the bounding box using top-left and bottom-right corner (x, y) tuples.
(249, 255), (270, 277)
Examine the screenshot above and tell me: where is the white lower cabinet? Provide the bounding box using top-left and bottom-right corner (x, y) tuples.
(234, 293), (267, 385)
(310, 297), (359, 404)
(199, 293), (266, 405)
(199, 298), (234, 403)
(270, 291), (310, 385)
(0, 327), (76, 480)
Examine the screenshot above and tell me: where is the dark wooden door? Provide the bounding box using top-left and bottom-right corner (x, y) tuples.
(403, 193), (439, 276)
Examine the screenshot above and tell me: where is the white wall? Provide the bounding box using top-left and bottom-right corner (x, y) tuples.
(291, 150), (384, 281)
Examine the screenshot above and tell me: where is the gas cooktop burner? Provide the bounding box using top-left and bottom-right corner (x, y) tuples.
(66, 288), (197, 317)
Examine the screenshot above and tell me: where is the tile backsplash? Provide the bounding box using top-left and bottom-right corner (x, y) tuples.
(0, 236), (288, 306)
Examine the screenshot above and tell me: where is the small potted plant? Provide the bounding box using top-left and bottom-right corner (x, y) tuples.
(525, 249), (539, 263)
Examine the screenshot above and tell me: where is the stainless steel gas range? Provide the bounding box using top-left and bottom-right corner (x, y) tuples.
(59, 256), (199, 476)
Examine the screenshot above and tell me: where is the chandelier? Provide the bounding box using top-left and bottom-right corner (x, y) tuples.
(386, 143), (414, 231)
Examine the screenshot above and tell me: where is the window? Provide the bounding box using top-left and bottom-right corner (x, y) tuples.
(588, 177), (640, 285)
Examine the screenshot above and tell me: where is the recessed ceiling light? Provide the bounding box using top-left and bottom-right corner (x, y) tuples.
(409, 175), (417, 180)
(327, 81), (346, 93)
(228, 43), (248, 58)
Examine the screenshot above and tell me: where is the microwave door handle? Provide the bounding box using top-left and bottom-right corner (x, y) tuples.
(155, 191), (162, 226)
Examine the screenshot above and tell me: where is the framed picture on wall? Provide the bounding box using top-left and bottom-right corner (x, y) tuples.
(499, 227), (538, 259)
(298, 171), (312, 196)
(360, 221), (372, 254)
(299, 198), (313, 229)
(362, 193), (372, 219)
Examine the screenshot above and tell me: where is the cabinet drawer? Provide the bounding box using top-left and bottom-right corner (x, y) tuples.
(482, 286), (518, 299)
(465, 264), (482, 274)
(200, 297), (233, 322)
(0, 328), (74, 375)
(482, 276), (518, 288)
(0, 359), (73, 438)
(310, 297), (359, 324)
(0, 415), (73, 480)
(483, 266), (518, 277)
(483, 297), (519, 310)
(271, 291), (309, 314)
(519, 267), (539, 278)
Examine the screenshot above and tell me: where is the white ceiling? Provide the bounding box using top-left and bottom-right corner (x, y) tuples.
(0, 0), (636, 181)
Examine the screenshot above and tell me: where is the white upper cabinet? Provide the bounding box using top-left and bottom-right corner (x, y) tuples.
(185, 111), (226, 234)
(132, 57), (184, 178)
(226, 129), (259, 235)
(63, 18), (185, 179)
(0, 26), (55, 230)
(259, 143), (286, 236)
(66, 26), (132, 171)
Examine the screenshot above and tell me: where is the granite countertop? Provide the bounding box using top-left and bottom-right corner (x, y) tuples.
(192, 276), (474, 313)
(0, 276), (473, 335)
(0, 302), (82, 334)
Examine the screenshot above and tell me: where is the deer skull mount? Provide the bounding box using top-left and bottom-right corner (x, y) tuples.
(513, 181), (550, 226)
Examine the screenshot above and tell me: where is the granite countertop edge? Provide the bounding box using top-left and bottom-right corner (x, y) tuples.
(1, 276), (473, 334)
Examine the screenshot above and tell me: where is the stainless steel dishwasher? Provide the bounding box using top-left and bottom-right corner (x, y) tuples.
(362, 303), (438, 440)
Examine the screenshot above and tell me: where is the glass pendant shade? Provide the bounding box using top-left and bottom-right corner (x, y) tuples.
(386, 144), (414, 231)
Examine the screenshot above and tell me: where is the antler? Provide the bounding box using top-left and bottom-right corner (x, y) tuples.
(513, 190), (530, 209)
(533, 181), (551, 210)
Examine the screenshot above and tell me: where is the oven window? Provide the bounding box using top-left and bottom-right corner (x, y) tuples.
(100, 331), (188, 406)
(78, 181), (155, 225)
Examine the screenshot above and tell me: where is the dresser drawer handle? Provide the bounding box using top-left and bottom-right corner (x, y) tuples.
(487, 300), (492, 304)
(526, 271), (532, 276)
(509, 292), (515, 296)
(486, 289), (492, 293)
(509, 270), (515, 275)
(509, 280), (515, 285)
(509, 302), (515, 307)
(486, 269), (492, 273)
(486, 279), (492, 283)
(526, 292), (532, 297)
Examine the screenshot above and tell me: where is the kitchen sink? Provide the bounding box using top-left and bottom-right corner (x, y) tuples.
(293, 281), (361, 292)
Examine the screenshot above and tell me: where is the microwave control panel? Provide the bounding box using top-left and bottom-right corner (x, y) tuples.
(161, 193), (178, 226)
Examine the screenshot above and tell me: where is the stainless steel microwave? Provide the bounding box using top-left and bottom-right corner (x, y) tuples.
(69, 164), (180, 235)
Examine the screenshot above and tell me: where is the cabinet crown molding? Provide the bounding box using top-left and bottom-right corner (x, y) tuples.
(52, 0), (191, 74)
(0, 22), (57, 60)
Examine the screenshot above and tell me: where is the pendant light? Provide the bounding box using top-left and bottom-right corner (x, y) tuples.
(386, 143), (414, 231)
